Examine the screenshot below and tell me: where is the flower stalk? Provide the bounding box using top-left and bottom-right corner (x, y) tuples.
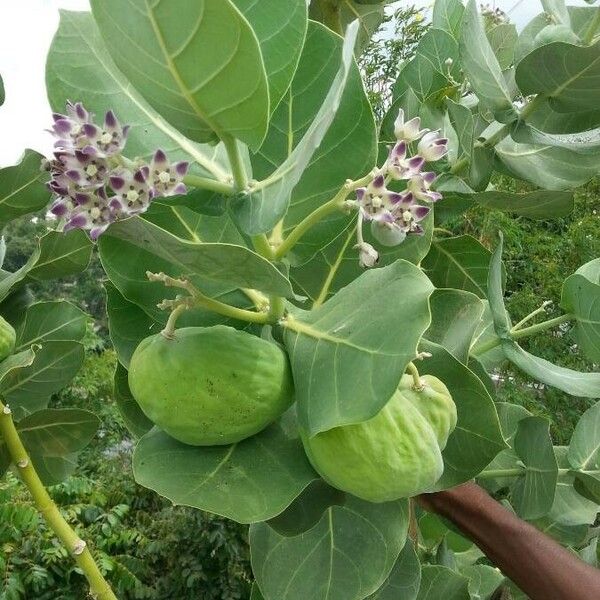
(0, 400), (117, 600)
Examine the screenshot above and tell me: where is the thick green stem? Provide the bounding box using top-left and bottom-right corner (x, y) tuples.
(183, 174), (235, 196)
(0, 400), (117, 600)
(449, 95), (546, 176)
(583, 8), (600, 44)
(275, 171), (375, 260)
(222, 134), (248, 191)
(268, 296), (286, 322)
(511, 313), (572, 341)
(193, 293), (270, 324)
(471, 313), (573, 356)
(251, 234), (276, 260)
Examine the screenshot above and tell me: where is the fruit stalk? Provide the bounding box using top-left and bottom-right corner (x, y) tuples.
(0, 399), (117, 600)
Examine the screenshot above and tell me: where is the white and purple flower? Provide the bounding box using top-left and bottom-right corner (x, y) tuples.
(149, 149), (189, 196)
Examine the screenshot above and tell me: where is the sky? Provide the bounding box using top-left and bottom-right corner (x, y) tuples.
(0, 0), (592, 166)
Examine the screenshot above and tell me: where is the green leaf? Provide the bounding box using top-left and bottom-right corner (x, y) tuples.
(495, 136), (600, 191)
(114, 363), (153, 439)
(516, 41), (600, 113)
(487, 23), (518, 70)
(105, 282), (157, 368)
(415, 566), (470, 600)
(0, 231), (92, 303)
(251, 584), (265, 600)
(487, 235), (600, 397)
(462, 565), (504, 600)
(15, 301), (87, 352)
(394, 28), (460, 105)
(232, 0), (307, 112)
(561, 259), (600, 361)
(104, 216), (293, 298)
(46, 11), (230, 178)
(568, 401), (600, 495)
(90, 0), (270, 150)
(284, 261), (434, 435)
(29, 453), (79, 486)
(511, 120), (600, 155)
(290, 210), (434, 305)
(422, 236), (492, 299)
(133, 411), (318, 524)
(460, 0), (516, 123)
(432, 0), (464, 42)
(0, 73), (4, 106)
(250, 21), (376, 258)
(266, 479), (345, 537)
(512, 417), (558, 520)
(26, 230), (92, 283)
(471, 189), (574, 219)
(0, 349), (36, 387)
(446, 99), (474, 165)
(250, 497), (409, 600)
(231, 21), (363, 235)
(421, 341), (506, 490)
(545, 446), (599, 527)
(503, 343), (600, 398)
(0, 341), (84, 420)
(425, 289), (484, 363)
(366, 542), (421, 600)
(0, 150), (49, 227)
(16, 409), (99, 456)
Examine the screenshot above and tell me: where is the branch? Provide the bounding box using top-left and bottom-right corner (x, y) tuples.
(0, 400), (117, 600)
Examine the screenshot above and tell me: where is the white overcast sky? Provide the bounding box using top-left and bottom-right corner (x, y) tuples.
(0, 0), (591, 166)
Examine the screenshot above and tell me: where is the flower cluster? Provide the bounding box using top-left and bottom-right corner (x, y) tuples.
(45, 102), (189, 240)
(353, 110), (448, 268)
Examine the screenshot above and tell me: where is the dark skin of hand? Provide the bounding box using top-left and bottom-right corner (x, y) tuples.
(417, 482), (600, 600)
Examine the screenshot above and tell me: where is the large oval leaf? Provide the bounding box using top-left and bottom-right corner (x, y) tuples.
(284, 260), (434, 435)
(133, 412), (318, 524)
(233, 0), (307, 112)
(0, 150), (49, 228)
(90, 0), (270, 150)
(250, 496), (409, 600)
(46, 10), (229, 178)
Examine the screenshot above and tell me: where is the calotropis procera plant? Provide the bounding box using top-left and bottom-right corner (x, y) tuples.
(1, 0), (600, 598)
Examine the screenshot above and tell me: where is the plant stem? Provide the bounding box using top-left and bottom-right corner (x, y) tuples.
(449, 94), (546, 176)
(477, 467), (570, 479)
(511, 301), (552, 332)
(511, 313), (572, 341)
(193, 293), (270, 324)
(406, 361), (425, 391)
(275, 171), (375, 260)
(268, 295), (286, 322)
(251, 234), (275, 260)
(242, 288), (270, 312)
(477, 468), (524, 479)
(583, 8), (600, 44)
(183, 174), (235, 196)
(0, 400), (117, 600)
(471, 313), (573, 356)
(221, 134), (248, 191)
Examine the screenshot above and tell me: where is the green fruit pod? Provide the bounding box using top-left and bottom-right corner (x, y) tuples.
(301, 374), (457, 502)
(128, 326), (295, 446)
(0, 315), (16, 362)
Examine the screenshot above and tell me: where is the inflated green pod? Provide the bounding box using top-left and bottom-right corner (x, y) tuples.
(0, 316), (16, 362)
